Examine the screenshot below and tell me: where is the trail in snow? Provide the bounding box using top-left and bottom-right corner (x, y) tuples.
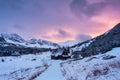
(35, 60), (66, 80)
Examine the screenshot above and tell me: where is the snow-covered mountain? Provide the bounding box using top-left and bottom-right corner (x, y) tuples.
(1, 33), (25, 43)
(71, 23), (120, 58)
(0, 33), (60, 56)
(0, 33), (60, 49)
(27, 38), (59, 48)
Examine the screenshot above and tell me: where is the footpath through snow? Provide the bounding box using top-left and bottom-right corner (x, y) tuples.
(35, 60), (66, 80)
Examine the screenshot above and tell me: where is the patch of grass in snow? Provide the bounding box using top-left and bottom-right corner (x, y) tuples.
(6, 65), (49, 80)
(86, 60), (120, 80)
(61, 57), (120, 80)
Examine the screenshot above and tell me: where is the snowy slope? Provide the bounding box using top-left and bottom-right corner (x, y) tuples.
(27, 39), (59, 49)
(71, 39), (94, 52)
(71, 23), (120, 58)
(61, 47), (120, 80)
(1, 33), (25, 43)
(0, 33), (59, 49)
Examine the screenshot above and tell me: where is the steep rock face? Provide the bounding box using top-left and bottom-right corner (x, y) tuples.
(72, 23), (120, 58)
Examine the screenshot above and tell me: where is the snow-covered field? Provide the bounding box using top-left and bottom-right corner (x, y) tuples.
(0, 51), (66, 80)
(35, 60), (66, 80)
(0, 52), (51, 80)
(0, 47), (120, 80)
(61, 47), (120, 80)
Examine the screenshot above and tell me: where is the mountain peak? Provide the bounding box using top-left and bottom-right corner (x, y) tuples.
(115, 23), (120, 26)
(0, 33), (25, 43)
(112, 23), (120, 31)
(104, 23), (120, 35)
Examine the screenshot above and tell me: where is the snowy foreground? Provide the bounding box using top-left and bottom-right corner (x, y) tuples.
(0, 51), (66, 80)
(0, 52), (51, 80)
(0, 47), (120, 80)
(61, 47), (120, 80)
(35, 60), (66, 80)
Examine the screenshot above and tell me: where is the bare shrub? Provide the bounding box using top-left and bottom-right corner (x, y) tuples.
(86, 59), (120, 79)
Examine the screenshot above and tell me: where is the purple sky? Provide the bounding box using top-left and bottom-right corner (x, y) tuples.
(0, 0), (120, 42)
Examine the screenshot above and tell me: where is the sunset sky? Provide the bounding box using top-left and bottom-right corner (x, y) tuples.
(0, 0), (120, 42)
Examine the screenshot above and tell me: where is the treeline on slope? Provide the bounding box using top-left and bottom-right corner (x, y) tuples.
(0, 43), (51, 56)
(72, 23), (120, 58)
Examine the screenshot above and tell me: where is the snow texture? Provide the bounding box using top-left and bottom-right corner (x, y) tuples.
(0, 52), (51, 80)
(61, 47), (120, 80)
(35, 60), (66, 80)
(1, 47), (120, 80)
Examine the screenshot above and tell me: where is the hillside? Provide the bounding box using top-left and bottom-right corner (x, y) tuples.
(61, 47), (120, 80)
(0, 33), (60, 56)
(71, 23), (120, 58)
